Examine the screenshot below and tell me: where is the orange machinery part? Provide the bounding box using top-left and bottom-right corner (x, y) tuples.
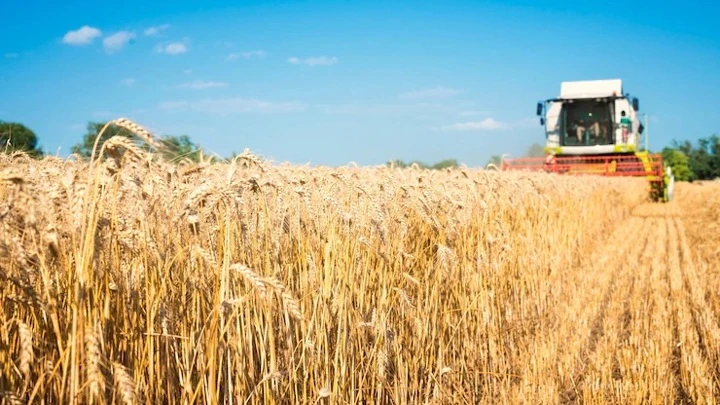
(500, 154), (665, 179)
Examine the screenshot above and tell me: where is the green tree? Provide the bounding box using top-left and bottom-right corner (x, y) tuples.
(0, 121), (44, 157)
(485, 154), (502, 167)
(708, 134), (720, 179)
(71, 121), (136, 158)
(387, 159), (428, 168)
(387, 159), (410, 168)
(387, 158), (460, 170)
(661, 147), (693, 182)
(430, 159), (459, 170)
(669, 134), (720, 180)
(72, 121), (203, 162)
(158, 135), (203, 162)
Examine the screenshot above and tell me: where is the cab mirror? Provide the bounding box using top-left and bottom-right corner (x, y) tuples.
(540, 117), (545, 126)
(536, 102), (543, 116)
(632, 97), (639, 111)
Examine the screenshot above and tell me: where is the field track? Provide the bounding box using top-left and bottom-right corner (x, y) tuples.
(0, 148), (719, 404)
(511, 184), (720, 404)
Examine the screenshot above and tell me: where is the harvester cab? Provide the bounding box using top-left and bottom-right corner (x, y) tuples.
(502, 79), (674, 202)
(536, 79), (642, 155)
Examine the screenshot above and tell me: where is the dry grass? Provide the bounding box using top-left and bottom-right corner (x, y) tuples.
(0, 119), (718, 404)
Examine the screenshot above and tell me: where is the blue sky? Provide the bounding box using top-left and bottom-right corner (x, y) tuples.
(1, 0), (718, 167)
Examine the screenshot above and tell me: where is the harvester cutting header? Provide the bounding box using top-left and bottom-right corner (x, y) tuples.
(502, 78), (674, 201)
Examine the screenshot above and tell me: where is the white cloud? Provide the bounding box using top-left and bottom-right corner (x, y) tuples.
(166, 43), (187, 54)
(103, 31), (136, 53)
(440, 118), (509, 131)
(119, 78), (136, 87)
(287, 56), (338, 66)
(399, 86), (463, 100)
(156, 42), (188, 55)
(177, 80), (228, 90)
(62, 25), (102, 45)
(159, 97), (306, 114)
(144, 24), (170, 36)
(227, 50), (265, 60)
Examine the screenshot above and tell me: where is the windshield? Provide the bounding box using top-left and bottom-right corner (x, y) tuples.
(560, 99), (614, 146)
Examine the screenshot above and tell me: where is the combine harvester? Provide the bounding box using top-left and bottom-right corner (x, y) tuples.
(501, 79), (674, 202)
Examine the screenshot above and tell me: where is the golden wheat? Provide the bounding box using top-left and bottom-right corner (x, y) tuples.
(0, 122), (719, 404)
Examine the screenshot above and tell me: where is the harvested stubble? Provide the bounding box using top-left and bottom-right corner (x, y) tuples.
(1, 129), (662, 404)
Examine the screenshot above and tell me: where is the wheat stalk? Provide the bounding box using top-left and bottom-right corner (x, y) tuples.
(2, 146), (718, 404)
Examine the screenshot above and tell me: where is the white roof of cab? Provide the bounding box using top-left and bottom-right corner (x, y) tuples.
(560, 79), (623, 99)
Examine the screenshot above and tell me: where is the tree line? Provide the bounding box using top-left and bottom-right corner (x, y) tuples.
(386, 137), (720, 182)
(2, 118), (717, 180)
(386, 144), (546, 170)
(0, 120), (205, 162)
(661, 135), (720, 181)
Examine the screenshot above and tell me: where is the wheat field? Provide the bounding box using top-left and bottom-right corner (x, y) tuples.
(1, 123), (719, 404)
